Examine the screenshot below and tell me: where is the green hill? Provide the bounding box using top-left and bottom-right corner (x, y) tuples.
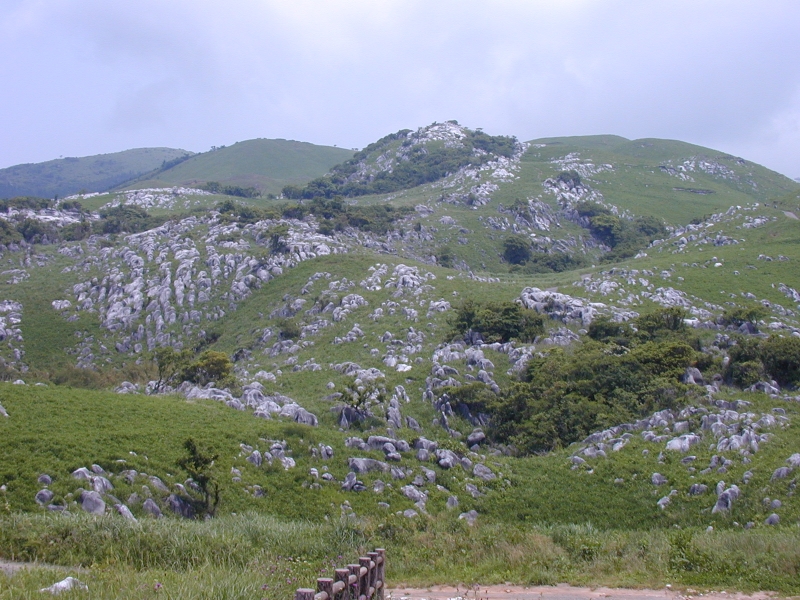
(518, 135), (799, 223)
(126, 138), (354, 195)
(0, 148), (192, 199)
(1, 123), (800, 597)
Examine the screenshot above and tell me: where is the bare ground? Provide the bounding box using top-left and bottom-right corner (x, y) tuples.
(387, 584), (788, 600)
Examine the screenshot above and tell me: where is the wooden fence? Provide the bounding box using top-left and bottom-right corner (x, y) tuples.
(294, 549), (385, 600)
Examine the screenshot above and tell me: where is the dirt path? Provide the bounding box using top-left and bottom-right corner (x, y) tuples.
(0, 559), (85, 576)
(387, 584), (784, 600)
(783, 211), (799, 220)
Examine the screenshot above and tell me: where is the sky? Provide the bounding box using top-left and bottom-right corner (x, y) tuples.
(2, 0), (800, 178)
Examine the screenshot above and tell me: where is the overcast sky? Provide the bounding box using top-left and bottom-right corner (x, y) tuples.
(2, 0), (799, 178)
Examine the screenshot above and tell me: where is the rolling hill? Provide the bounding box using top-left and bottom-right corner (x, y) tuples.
(1, 122), (799, 597)
(125, 138), (355, 195)
(0, 148), (192, 199)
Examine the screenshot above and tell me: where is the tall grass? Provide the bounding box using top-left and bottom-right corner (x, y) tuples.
(2, 513), (799, 598)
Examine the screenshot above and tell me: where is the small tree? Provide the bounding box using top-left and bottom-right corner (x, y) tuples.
(176, 438), (219, 518)
(182, 350), (233, 386)
(152, 347), (192, 392)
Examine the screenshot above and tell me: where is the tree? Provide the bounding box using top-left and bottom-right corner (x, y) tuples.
(268, 224), (290, 254)
(503, 235), (532, 265)
(182, 350), (233, 386)
(176, 438), (219, 518)
(151, 347), (192, 392)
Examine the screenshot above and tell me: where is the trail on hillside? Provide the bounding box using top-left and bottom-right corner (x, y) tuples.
(387, 584), (778, 600)
(783, 210), (799, 220)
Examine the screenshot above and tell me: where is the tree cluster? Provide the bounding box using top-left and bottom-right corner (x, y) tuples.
(451, 308), (700, 454)
(451, 299), (545, 344)
(575, 202), (667, 261)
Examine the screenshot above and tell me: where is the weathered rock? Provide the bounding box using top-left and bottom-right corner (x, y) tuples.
(148, 476), (170, 494)
(467, 429), (486, 446)
(651, 473), (668, 486)
(246, 450), (263, 467)
(71, 467), (93, 481)
(114, 503), (137, 521)
(38, 473), (53, 486)
(465, 483), (484, 498)
(459, 509), (478, 526)
(92, 476), (114, 494)
(473, 463), (496, 481)
(142, 497), (162, 518)
(446, 495), (459, 509)
(401, 485), (427, 504)
(771, 467), (792, 480)
(688, 483), (708, 496)
(166, 494), (195, 518)
(348, 457), (389, 473)
(35, 489), (54, 505)
(80, 490), (106, 515)
(765, 513), (780, 525)
(40, 577), (88, 595)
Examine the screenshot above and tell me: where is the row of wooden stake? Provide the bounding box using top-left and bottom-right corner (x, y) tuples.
(294, 549), (385, 600)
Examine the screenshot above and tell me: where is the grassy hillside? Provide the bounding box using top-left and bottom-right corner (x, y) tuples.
(0, 148), (192, 199)
(127, 139), (354, 195)
(2, 123), (800, 597)
(519, 135), (800, 224)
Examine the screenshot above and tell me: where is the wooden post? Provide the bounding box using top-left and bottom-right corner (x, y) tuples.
(348, 564), (361, 600)
(376, 549), (386, 600)
(335, 568), (351, 600)
(318, 577), (334, 600)
(296, 589), (315, 600)
(367, 552), (378, 594)
(359, 557), (371, 598)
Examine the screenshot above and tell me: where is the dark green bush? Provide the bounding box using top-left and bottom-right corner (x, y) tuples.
(451, 300), (545, 344)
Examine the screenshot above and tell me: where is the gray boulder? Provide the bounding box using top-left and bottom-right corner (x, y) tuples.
(142, 498), (162, 518)
(166, 494), (195, 519)
(467, 429), (486, 446)
(0, 402), (7, 417)
(651, 473), (668, 486)
(414, 437), (438, 452)
(688, 483), (708, 496)
(81, 491), (106, 515)
(114, 504), (137, 521)
(465, 483), (484, 498)
(37, 474), (52, 486)
(459, 510), (478, 526)
(35, 489), (54, 506)
(148, 476), (170, 494)
(771, 467), (792, 480)
(765, 513), (780, 525)
(348, 458), (389, 473)
(446, 495), (459, 509)
(341, 472), (366, 492)
(71, 467), (93, 481)
(473, 463), (496, 481)
(401, 485), (427, 504)
(246, 450), (263, 467)
(92, 476), (114, 494)
(436, 449), (460, 469)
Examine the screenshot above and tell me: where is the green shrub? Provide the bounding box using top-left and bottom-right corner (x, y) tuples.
(452, 300), (545, 344)
(760, 335), (800, 387)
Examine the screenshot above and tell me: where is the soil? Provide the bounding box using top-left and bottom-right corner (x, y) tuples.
(386, 584), (784, 600)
